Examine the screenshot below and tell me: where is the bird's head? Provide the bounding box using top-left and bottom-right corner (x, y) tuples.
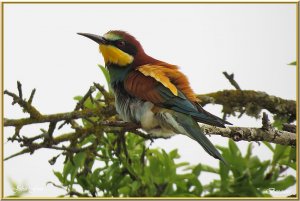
(78, 30), (145, 67)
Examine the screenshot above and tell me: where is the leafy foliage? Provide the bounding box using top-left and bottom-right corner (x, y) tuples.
(53, 130), (204, 197)
(52, 129), (296, 197)
(204, 140), (295, 197)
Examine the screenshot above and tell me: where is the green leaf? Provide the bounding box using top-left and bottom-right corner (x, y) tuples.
(187, 177), (203, 195)
(91, 168), (103, 185)
(228, 139), (246, 172)
(287, 163), (296, 170)
(219, 160), (229, 190)
(73, 152), (87, 167)
(77, 175), (92, 191)
(289, 147), (296, 162)
(269, 175), (296, 191)
(286, 147), (297, 170)
(276, 147), (296, 170)
(248, 156), (262, 169)
(272, 144), (288, 165)
(272, 116), (288, 130)
(263, 142), (274, 152)
(200, 164), (219, 174)
(73, 95), (83, 101)
(288, 61), (296, 66)
(98, 64), (112, 92)
(53, 171), (65, 185)
(62, 152), (87, 186)
(118, 186), (130, 196)
(83, 97), (95, 109)
(130, 181), (140, 193)
(176, 162), (190, 168)
(245, 142), (253, 160)
(169, 149), (180, 159)
(192, 164), (202, 176)
(79, 134), (96, 147)
(252, 161), (270, 186)
(228, 139), (242, 158)
(63, 160), (75, 180)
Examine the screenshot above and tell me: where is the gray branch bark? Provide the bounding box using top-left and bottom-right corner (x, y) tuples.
(200, 124), (296, 146)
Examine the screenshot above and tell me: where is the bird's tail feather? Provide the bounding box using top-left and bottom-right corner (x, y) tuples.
(173, 112), (227, 165)
(195, 103), (232, 127)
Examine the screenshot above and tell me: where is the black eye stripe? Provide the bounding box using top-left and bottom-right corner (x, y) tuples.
(107, 39), (137, 55)
(111, 39), (124, 46)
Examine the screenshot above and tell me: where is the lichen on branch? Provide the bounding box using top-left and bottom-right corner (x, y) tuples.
(198, 90), (296, 122)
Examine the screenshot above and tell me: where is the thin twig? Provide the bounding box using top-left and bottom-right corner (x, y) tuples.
(75, 86), (96, 111)
(17, 81), (23, 100)
(58, 87), (96, 129)
(262, 112), (272, 131)
(93, 82), (113, 104)
(4, 89), (42, 119)
(28, 88), (36, 105)
(223, 71), (241, 90)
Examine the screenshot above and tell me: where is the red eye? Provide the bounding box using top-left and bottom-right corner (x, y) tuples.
(117, 41), (125, 47)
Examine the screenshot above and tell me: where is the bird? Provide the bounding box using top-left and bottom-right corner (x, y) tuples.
(78, 30), (232, 163)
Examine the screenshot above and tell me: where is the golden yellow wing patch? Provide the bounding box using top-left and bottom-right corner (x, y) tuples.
(99, 45), (133, 66)
(137, 65), (178, 96)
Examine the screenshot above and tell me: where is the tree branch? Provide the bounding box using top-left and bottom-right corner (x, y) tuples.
(4, 116), (296, 161)
(4, 107), (116, 127)
(198, 90), (296, 122)
(5, 90), (295, 127)
(201, 124), (295, 147)
(3, 82), (296, 162)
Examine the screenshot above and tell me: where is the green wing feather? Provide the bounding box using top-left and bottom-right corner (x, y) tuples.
(156, 84), (230, 127)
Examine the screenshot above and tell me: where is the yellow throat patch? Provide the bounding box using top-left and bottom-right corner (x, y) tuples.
(99, 45), (134, 66)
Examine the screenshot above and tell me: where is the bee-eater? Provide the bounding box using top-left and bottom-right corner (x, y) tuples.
(78, 30), (231, 163)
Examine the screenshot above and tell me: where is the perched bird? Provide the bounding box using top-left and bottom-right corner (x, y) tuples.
(78, 30), (232, 163)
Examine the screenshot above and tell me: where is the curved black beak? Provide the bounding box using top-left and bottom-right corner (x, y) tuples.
(77, 33), (107, 44)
